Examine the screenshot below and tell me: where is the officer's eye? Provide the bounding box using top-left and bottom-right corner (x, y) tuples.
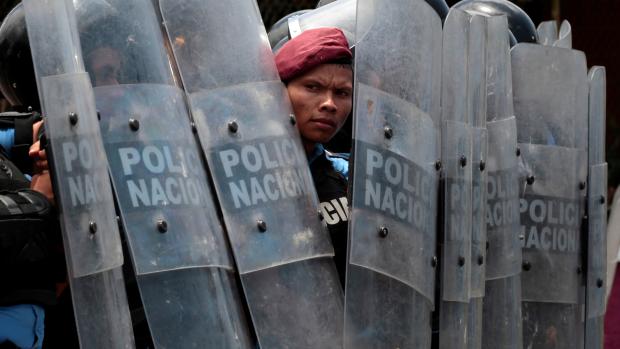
(336, 89), (351, 97)
(305, 83), (320, 91)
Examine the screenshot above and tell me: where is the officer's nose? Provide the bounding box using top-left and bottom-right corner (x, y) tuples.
(319, 92), (338, 113)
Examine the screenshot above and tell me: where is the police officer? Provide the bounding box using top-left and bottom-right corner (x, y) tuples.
(275, 27), (353, 285)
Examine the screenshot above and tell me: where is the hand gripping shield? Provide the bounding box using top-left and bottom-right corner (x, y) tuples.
(160, 0), (343, 347)
(23, 0), (133, 347)
(480, 14), (523, 349)
(72, 0), (254, 347)
(512, 33), (589, 349)
(345, 0), (441, 347)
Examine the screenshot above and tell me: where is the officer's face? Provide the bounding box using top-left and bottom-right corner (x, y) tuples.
(87, 46), (122, 87)
(287, 63), (353, 152)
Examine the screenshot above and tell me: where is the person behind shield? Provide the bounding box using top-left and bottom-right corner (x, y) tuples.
(275, 27), (353, 286)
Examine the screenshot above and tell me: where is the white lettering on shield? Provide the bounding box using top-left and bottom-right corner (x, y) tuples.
(519, 197), (580, 253)
(117, 144), (205, 208)
(216, 138), (311, 209)
(61, 140), (104, 206)
(362, 148), (433, 233)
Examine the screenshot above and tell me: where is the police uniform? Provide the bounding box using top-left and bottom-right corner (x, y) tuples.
(309, 144), (349, 286)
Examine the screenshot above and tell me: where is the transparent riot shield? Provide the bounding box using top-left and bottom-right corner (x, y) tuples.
(439, 9), (485, 349)
(289, 0), (356, 43)
(585, 66), (607, 349)
(73, 0), (253, 347)
(478, 14), (523, 349)
(345, 0), (441, 347)
(512, 41), (589, 349)
(467, 12), (488, 349)
(160, 0), (344, 347)
(22, 0), (133, 347)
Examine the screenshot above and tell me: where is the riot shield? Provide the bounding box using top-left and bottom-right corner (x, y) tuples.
(585, 66), (607, 349)
(480, 14), (523, 349)
(467, 12), (488, 349)
(22, 0), (133, 347)
(439, 9), (485, 349)
(73, 0), (253, 347)
(289, 0), (356, 44)
(160, 0), (344, 347)
(345, 0), (441, 347)
(512, 38), (589, 349)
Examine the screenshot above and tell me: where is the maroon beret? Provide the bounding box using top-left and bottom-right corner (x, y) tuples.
(275, 27), (352, 82)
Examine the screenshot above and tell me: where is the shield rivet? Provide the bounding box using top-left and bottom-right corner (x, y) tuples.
(477, 255), (484, 265)
(157, 219), (168, 233)
(68, 112), (78, 126)
(435, 160), (442, 171)
(257, 220), (267, 232)
(519, 234), (525, 241)
(27, 106), (33, 112)
(460, 155), (467, 167)
(378, 226), (389, 238)
(89, 221), (97, 235)
(579, 181), (586, 190)
(516, 147), (521, 157)
(597, 278), (604, 288)
(600, 195), (606, 205)
(479, 160), (486, 172)
(191, 122), (197, 134)
(289, 114), (297, 125)
(526, 175), (535, 185)
(228, 120), (239, 133)
(318, 210), (324, 221)
(383, 126), (393, 139)
(522, 261), (532, 271)
(431, 256), (438, 268)
(458, 256), (466, 267)
(129, 118), (140, 131)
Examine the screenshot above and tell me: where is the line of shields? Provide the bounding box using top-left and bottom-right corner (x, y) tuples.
(20, 0), (607, 348)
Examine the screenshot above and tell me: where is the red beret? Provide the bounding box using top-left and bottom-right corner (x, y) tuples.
(275, 27), (352, 82)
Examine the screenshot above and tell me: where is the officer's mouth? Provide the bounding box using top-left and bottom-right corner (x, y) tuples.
(311, 117), (337, 130)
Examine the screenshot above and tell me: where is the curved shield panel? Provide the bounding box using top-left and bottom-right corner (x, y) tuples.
(23, 0), (133, 347)
(293, 0), (356, 44)
(161, 0), (344, 347)
(512, 42), (589, 349)
(485, 117), (521, 279)
(24, 0), (122, 278)
(74, 0), (254, 346)
(345, 0), (441, 348)
(97, 84), (232, 274)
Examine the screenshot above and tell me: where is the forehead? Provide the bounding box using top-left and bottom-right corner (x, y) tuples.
(295, 63), (353, 85)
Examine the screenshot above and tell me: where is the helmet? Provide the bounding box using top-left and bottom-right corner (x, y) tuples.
(453, 0), (538, 45)
(317, 0), (448, 22)
(0, 3), (39, 111)
(268, 9), (312, 50)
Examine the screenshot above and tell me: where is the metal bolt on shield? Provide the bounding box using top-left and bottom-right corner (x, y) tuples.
(68, 112), (78, 126)
(89, 221), (97, 235)
(383, 126), (393, 139)
(129, 118), (140, 131)
(378, 226), (389, 238)
(157, 219), (168, 233)
(257, 220), (267, 232)
(228, 120), (239, 133)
